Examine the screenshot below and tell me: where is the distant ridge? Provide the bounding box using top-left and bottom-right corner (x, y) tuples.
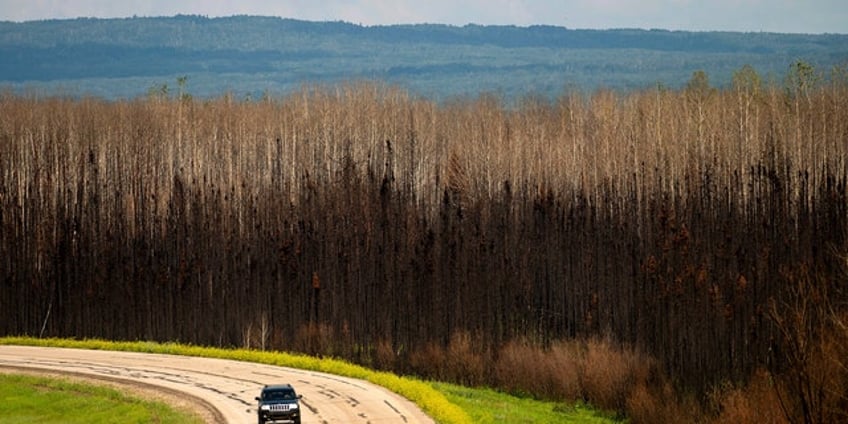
(1, 15), (846, 99)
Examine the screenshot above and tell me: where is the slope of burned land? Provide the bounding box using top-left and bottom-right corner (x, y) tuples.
(1, 65), (847, 420)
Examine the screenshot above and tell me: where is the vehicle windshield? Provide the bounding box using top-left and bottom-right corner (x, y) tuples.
(264, 390), (295, 401)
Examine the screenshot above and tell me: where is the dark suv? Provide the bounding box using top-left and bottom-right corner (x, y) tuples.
(255, 384), (303, 424)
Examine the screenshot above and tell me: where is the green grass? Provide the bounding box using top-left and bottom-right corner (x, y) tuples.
(0, 336), (622, 423)
(0, 373), (203, 424)
(433, 382), (621, 424)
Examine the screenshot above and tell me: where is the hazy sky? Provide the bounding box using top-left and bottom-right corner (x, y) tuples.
(1, 0), (846, 34)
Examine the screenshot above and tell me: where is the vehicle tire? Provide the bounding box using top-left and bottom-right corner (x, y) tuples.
(257, 416), (265, 424)
(294, 418), (301, 424)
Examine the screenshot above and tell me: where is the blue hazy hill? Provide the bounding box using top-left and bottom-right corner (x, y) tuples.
(1, 15), (846, 99)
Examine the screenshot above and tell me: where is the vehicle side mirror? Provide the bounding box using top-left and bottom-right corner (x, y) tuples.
(298, 395), (303, 399)
(255, 396), (261, 401)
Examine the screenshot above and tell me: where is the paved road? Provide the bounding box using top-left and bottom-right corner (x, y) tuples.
(0, 345), (435, 424)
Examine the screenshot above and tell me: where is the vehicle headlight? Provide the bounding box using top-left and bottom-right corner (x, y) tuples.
(260, 405), (270, 411)
(289, 404), (298, 409)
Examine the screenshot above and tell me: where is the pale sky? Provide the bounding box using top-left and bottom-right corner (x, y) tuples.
(1, 0), (846, 34)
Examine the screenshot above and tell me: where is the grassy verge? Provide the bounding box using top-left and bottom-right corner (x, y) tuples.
(0, 373), (203, 424)
(0, 336), (620, 423)
(433, 382), (620, 424)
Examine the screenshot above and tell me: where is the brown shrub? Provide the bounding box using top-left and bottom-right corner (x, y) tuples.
(769, 331), (848, 424)
(625, 381), (660, 424)
(768, 276), (848, 424)
(547, 340), (583, 400)
(445, 331), (487, 386)
(626, 379), (703, 424)
(408, 341), (446, 380)
(494, 338), (553, 397)
(581, 336), (653, 411)
(495, 336), (655, 412)
(373, 338), (396, 371)
(709, 369), (788, 424)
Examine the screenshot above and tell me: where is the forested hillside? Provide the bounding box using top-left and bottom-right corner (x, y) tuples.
(1, 15), (846, 99)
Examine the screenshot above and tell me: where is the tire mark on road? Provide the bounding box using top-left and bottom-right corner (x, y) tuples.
(385, 399), (409, 423)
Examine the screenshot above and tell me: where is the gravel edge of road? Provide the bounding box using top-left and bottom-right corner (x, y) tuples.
(0, 365), (226, 424)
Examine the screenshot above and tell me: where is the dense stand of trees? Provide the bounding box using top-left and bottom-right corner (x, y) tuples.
(1, 67), (846, 399)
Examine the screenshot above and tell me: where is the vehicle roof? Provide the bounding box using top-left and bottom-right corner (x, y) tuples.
(262, 384), (294, 391)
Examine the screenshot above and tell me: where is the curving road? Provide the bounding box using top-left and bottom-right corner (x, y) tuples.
(0, 345), (435, 424)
